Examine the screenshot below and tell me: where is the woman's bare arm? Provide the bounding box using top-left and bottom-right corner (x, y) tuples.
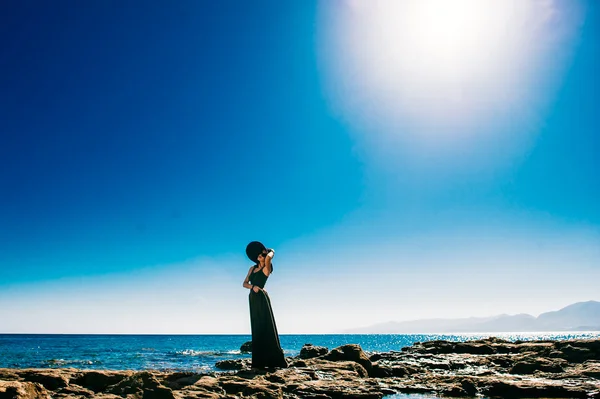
(242, 266), (254, 289)
(264, 249), (275, 276)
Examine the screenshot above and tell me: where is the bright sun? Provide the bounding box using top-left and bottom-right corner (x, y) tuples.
(319, 0), (581, 150)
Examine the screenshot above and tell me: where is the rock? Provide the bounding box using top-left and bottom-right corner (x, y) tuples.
(322, 344), (373, 376)
(106, 371), (161, 395)
(480, 378), (594, 398)
(510, 357), (565, 374)
(0, 381), (50, 399)
(557, 344), (596, 363)
(220, 377), (282, 399)
(441, 384), (471, 397)
(460, 379), (478, 396)
(290, 359), (307, 367)
(421, 360), (451, 370)
(162, 371), (203, 389)
(240, 341), (252, 353)
(371, 363), (393, 378)
(581, 361), (600, 378)
(454, 342), (496, 355)
(298, 344), (328, 359)
(55, 384), (94, 397)
(215, 359), (249, 370)
(369, 353), (383, 362)
(18, 369), (69, 390)
(142, 385), (175, 399)
(1, 337), (599, 399)
(72, 370), (129, 392)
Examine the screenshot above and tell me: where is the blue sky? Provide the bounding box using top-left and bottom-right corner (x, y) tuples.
(1, 1), (598, 333)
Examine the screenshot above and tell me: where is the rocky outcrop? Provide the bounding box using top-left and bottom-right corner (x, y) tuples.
(0, 337), (599, 398)
(298, 344), (328, 359)
(240, 341), (252, 354)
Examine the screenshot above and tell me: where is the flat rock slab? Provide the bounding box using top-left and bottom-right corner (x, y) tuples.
(1, 338), (599, 398)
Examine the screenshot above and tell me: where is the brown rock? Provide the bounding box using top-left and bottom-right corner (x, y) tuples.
(453, 343), (496, 355)
(215, 359), (250, 370)
(220, 376), (282, 399)
(142, 385), (175, 399)
(55, 384), (94, 397)
(298, 344), (328, 359)
(72, 370), (129, 392)
(322, 344), (373, 376)
(0, 381), (50, 399)
(162, 371), (203, 389)
(581, 361), (600, 378)
(106, 371), (161, 395)
(371, 363), (393, 378)
(18, 369), (69, 390)
(481, 379), (590, 398)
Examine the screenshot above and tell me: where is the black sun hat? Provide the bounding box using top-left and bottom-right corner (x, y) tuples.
(246, 241), (266, 263)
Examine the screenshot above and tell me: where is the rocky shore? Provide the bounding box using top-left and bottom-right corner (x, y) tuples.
(1, 337), (599, 398)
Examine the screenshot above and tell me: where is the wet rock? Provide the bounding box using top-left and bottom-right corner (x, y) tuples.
(240, 341), (252, 353)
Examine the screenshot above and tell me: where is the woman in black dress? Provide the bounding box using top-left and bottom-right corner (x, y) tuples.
(243, 241), (287, 369)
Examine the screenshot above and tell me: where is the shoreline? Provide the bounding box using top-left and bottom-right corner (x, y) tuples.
(2, 330), (599, 335)
(1, 337), (599, 398)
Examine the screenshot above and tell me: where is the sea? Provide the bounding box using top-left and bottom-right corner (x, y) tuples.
(1, 332), (599, 372)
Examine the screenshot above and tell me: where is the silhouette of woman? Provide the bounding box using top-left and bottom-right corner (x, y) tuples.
(243, 241), (287, 369)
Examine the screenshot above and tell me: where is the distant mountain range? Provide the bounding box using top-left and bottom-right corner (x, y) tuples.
(344, 301), (600, 333)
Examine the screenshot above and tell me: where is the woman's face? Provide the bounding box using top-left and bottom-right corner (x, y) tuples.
(257, 250), (266, 263)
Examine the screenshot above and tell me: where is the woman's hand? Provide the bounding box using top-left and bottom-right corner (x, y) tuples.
(266, 248), (275, 259)
(252, 285), (262, 293)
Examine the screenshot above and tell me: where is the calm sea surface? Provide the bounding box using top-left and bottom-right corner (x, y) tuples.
(1, 332), (598, 372)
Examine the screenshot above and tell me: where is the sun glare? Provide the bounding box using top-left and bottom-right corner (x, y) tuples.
(319, 0), (582, 155)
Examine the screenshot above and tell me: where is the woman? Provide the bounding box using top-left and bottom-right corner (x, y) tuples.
(243, 241), (287, 369)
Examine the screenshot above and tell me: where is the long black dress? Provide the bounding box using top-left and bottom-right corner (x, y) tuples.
(249, 266), (287, 368)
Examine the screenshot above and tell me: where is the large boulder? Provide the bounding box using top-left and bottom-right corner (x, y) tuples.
(322, 344), (373, 376)
(298, 344), (328, 359)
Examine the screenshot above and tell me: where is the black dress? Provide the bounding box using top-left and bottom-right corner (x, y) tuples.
(249, 265), (287, 368)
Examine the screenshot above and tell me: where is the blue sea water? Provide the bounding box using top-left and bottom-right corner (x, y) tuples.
(0, 332), (598, 372)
